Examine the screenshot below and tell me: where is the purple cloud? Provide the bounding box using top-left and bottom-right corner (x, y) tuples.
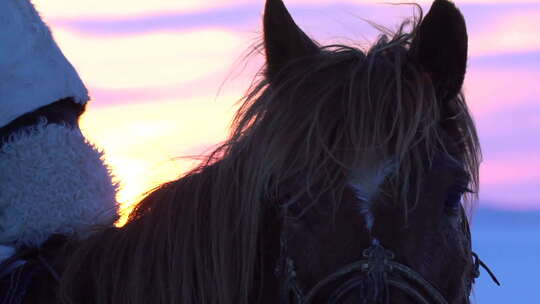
(48, 3), (540, 47)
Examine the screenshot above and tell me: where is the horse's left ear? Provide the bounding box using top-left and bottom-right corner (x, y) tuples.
(410, 0), (468, 101)
(264, 0), (319, 80)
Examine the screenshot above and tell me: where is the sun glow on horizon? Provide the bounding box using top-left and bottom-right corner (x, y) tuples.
(80, 98), (239, 224)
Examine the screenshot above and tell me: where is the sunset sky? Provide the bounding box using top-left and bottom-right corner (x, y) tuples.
(32, 0), (540, 218)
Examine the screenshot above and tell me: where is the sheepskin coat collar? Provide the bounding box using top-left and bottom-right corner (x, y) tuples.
(0, 123), (119, 247)
(0, 0), (89, 128)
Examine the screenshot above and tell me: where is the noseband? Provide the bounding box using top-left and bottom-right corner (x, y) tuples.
(275, 209), (499, 304)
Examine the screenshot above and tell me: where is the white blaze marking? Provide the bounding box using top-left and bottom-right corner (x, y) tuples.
(348, 155), (394, 232)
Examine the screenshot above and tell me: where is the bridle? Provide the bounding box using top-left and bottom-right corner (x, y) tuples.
(275, 238), (450, 304)
(274, 207), (499, 304)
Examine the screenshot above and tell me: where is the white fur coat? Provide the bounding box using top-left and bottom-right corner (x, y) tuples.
(0, 124), (119, 247)
(0, 0), (119, 263)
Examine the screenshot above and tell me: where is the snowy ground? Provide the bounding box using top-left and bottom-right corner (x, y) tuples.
(471, 208), (540, 303)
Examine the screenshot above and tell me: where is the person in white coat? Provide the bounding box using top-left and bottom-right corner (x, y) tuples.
(0, 0), (119, 264)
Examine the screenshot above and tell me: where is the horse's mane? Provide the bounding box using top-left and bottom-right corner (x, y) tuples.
(60, 13), (480, 304)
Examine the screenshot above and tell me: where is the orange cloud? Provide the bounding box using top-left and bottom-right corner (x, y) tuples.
(51, 28), (250, 90)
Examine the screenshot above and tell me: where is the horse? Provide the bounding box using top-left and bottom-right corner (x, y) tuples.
(0, 0), (118, 302)
(20, 0), (499, 303)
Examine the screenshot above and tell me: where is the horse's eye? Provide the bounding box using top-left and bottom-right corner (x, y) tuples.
(445, 187), (465, 210)
(445, 169), (472, 213)
(445, 182), (470, 214)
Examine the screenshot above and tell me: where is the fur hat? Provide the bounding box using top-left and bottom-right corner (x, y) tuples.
(0, 0), (89, 128)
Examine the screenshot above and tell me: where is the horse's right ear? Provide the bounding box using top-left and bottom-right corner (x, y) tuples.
(264, 0), (319, 80)
(410, 0), (468, 102)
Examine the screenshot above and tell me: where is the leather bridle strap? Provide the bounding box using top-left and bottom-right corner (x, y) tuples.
(387, 279), (431, 304)
(327, 276), (365, 304)
(276, 219), (451, 304)
(278, 205), (501, 303)
(276, 207), (463, 304)
(472, 252), (500, 286)
(298, 259), (448, 304)
(385, 261), (448, 304)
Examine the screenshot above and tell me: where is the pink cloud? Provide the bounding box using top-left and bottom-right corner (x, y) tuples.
(464, 66), (540, 118)
(469, 9), (540, 56)
(481, 156), (540, 185)
(479, 154), (540, 210)
(34, 0), (538, 19)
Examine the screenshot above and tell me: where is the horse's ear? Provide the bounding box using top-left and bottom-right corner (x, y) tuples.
(410, 0), (468, 101)
(264, 0), (319, 80)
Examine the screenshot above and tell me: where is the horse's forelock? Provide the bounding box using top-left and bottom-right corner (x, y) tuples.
(234, 17), (478, 209)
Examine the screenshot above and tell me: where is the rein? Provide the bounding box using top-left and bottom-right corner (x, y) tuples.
(0, 236), (64, 304)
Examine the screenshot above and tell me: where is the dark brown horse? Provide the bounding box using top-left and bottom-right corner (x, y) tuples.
(14, 0), (499, 303)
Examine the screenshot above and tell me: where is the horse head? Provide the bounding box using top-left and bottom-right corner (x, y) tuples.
(262, 0), (481, 303)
